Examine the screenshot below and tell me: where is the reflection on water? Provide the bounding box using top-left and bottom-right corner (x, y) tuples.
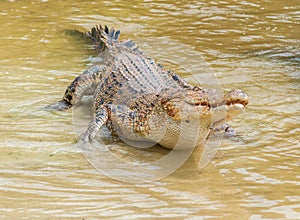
(0, 0), (299, 219)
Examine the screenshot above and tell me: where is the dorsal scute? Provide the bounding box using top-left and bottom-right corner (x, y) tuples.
(86, 24), (143, 55)
(86, 24), (121, 51)
(121, 39), (143, 55)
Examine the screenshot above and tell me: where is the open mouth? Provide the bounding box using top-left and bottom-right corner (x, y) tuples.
(224, 102), (246, 122)
(225, 89), (249, 108)
(226, 100), (248, 108)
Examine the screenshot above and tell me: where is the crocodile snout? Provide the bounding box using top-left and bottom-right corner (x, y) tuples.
(225, 89), (249, 107)
(224, 89), (249, 121)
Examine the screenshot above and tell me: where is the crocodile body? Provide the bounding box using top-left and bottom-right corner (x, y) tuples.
(48, 25), (249, 150)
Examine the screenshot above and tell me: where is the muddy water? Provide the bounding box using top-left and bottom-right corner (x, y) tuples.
(0, 0), (299, 219)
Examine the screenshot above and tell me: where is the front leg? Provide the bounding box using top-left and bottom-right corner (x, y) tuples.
(47, 65), (108, 110)
(209, 123), (235, 137)
(81, 106), (109, 142)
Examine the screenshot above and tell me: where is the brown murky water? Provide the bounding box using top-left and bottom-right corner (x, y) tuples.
(0, 0), (299, 219)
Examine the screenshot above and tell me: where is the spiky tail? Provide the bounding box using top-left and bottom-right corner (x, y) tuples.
(85, 24), (120, 51)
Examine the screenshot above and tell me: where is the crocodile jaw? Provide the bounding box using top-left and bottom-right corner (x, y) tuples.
(209, 102), (246, 129)
(225, 103), (245, 121)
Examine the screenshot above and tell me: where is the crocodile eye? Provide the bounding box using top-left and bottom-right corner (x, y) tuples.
(193, 86), (201, 91)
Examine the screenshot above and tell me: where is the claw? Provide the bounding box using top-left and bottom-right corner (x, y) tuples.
(210, 123), (236, 137)
(79, 133), (108, 152)
(80, 132), (95, 143)
(44, 100), (71, 111)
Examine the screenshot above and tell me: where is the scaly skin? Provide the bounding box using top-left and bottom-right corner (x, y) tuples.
(48, 25), (249, 150)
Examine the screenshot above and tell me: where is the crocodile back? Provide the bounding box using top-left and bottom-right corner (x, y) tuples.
(86, 24), (184, 103)
(113, 53), (182, 102)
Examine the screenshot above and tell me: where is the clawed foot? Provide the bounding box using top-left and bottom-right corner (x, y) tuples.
(210, 123), (236, 137)
(78, 132), (108, 152)
(44, 100), (71, 111)
(80, 131), (95, 143)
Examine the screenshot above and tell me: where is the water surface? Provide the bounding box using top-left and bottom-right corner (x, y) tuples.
(0, 0), (299, 219)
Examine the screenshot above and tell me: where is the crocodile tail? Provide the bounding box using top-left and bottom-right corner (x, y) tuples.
(86, 24), (120, 51)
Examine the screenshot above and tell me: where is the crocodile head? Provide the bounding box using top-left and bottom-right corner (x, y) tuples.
(162, 87), (248, 123)
(159, 87), (249, 149)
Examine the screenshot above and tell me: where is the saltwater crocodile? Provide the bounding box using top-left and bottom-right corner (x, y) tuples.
(48, 25), (249, 150)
